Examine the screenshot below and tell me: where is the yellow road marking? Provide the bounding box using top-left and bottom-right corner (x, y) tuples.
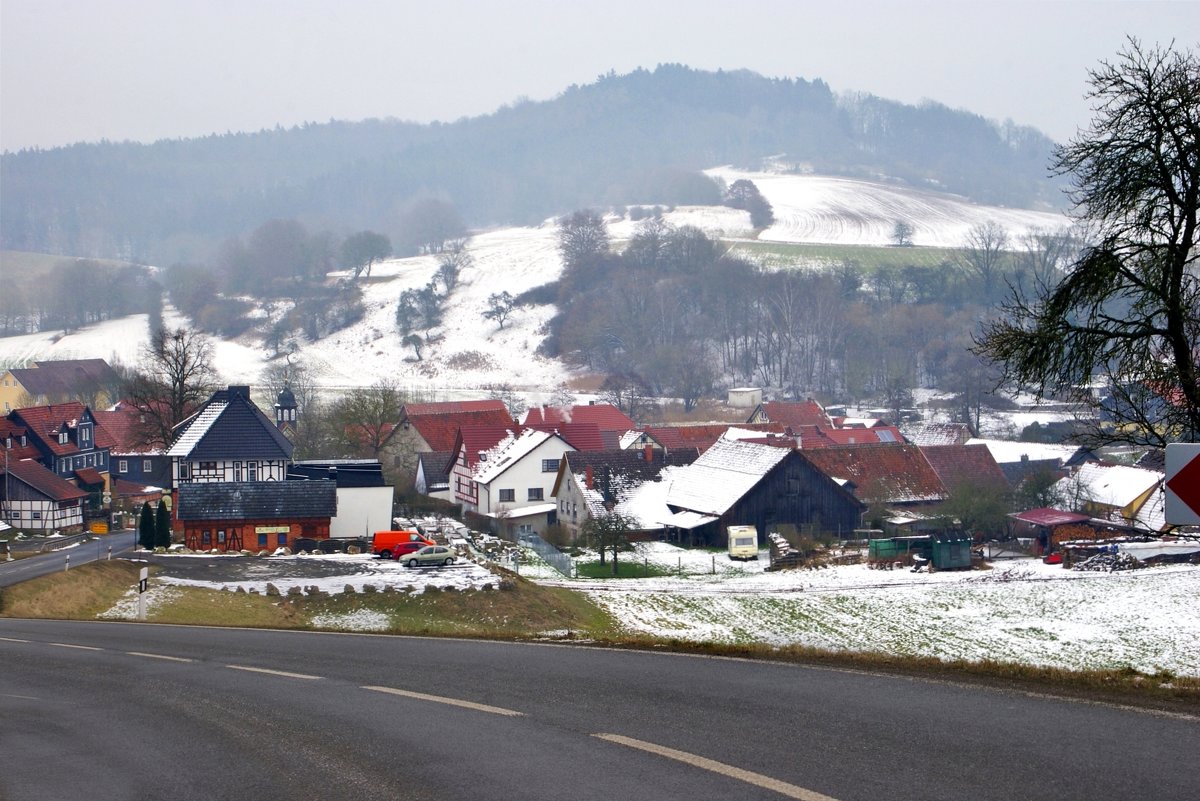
(127, 651), (193, 663)
(362, 685), (524, 717)
(593, 733), (842, 801)
(226, 664), (322, 680)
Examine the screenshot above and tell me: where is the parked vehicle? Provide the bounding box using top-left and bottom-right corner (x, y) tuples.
(401, 545), (457, 568)
(389, 540), (429, 561)
(371, 530), (433, 559)
(727, 525), (759, 560)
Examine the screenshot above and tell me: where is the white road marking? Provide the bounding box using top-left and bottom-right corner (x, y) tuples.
(362, 685), (524, 717)
(1, 693), (39, 700)
(0, 636), (31, 643)
(593, 733), (842, 801)
(126, 651), (193, 663)
(47, 642), (102, 651)
(226, 664), (322, 680)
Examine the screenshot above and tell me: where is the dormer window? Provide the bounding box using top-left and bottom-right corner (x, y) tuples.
(79, 425), (91, 446)
(58, 430), (68, 445)
(4, 437), (10, 448)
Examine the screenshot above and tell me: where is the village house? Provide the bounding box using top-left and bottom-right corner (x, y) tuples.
(177, 479), (337, 552)
(168, 385), (293, 486)
(0, 358), (121, 413)
(450, 426), (574, 534)
(289, 459), (393, 539)
(663, 439), (865, 547)
(5, 402), (113, 518)
(93, 401), (172, 511)
(745, 398), (832, 428)
(551, 447), (700, 540)
(0, 456), (90, 533)
(381, 399), (514, 486)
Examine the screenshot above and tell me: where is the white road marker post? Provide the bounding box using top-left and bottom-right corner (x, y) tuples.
(64, 553), (70, 572)
(137, 566), (149, 621)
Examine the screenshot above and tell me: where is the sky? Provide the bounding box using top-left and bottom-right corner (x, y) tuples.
(1, 0), (1197, 153)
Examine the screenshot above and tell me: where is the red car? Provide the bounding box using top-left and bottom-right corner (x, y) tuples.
(390, 541), (430, 561)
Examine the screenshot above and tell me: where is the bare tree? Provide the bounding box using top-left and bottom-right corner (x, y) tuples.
(329, 380), (405, 459)
(582, 510), (639, 573)
(124, 327), (219, 449)
(482, 291), (517, 330)
(891, 219), (915, 247)
(557, 210), (609, 270)
(976, 40), (1200, 445)
(958, 221), (1010, 298)
(435, 239), (472, 292)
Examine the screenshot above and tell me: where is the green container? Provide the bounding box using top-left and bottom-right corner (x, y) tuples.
(930, 537), (973, 569)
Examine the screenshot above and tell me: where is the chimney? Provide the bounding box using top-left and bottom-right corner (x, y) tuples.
(644, 444), (653, 463)
(327, 466), (338, 482)
(585, 465), (594, 489)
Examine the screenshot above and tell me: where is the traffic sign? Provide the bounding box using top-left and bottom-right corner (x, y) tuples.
(1165, 443), (1200, 525)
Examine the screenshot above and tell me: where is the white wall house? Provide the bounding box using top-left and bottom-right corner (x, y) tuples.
(168, 387), (294, 488)
(329, 485), (395, 538)
(454, 429), (574, 520)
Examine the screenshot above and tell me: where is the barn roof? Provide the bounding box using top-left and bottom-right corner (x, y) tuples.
(665, 439), (792, 516)
(523, 403), (635, 433)
(403, 405), (515, 451)
(920, 444), (1008, 495)
(803, 444), (947, 504)
(0, 458), (88, 502)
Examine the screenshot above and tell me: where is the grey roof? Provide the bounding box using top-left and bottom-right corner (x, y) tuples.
(177, 480), (336, 520)
(289, 460), (386, 488)
(169, 388), (293, 461)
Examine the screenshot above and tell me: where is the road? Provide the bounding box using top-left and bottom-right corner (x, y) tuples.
(0, 531), (137, 588)
(1, 620), (1196, 801)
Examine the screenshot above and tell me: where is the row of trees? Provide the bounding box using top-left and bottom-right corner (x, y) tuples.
(543, 209), (1080, 424)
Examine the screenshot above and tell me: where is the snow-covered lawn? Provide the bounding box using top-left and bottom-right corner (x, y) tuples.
(536, 542), (1200, 677)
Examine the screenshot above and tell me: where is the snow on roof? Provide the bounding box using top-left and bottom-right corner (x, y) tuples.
(665, 440), (791, 516)
(486, 502), (557, 519)
(966, 438), (1086, 465)
(1009, 508), (1091, 526)
(661, 510), (719, 529)
(167, 401), (227, 457)
(1058, 462), (1163, 510)
(473, 428), (556, 485)
(720, 426), (780, 443)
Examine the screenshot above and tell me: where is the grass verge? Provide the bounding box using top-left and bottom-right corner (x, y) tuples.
(575, 560), (673, 579)
(4, 562), (1197, 713)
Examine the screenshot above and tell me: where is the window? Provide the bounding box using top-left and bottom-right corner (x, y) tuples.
(217, 530), (226, 543)
(541, 459), (559, 473)
(527, 488), (544, 501)
(143, 460), (152, 472)
(31, 511), (42, 520)
(9, 511), (20, 520)
(199, 461), (217, 473)
(80, 426), (91, 446)
(4, 437), (10, 448)
(178, 463), (189, 479)
(85, 454), (94, 467)
(498, 488), (515, 503)
(258, 533), (268, 548)
(201, 531), (211, 545)
(118, 460), (128, 473)
(58, 431), (68, 444)
(277, 533), (287, 547)
(233, 462), (242, 482)
(247, 462), (258, 481)
(517, 524), (534, 535)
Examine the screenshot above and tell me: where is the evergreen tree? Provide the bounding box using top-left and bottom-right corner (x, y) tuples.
(137, 502), (155, 550)
(154, 502), (172, 549)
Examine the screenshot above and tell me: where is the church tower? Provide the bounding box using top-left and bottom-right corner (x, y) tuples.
(274, 383), (298, 441)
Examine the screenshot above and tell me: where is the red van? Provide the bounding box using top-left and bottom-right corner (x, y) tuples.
(371, 530), (433, 559)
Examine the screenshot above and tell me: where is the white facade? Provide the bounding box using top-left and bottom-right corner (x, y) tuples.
(329, 485), (395, 538)
(456, 431), (573, 516)
(172, 457), (290, 485)
(4, 498), (83, 531)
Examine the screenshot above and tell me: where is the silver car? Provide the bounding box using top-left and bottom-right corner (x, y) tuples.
(402, 545), (457, 568)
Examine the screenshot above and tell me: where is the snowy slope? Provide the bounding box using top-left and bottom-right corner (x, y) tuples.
(0, 168), (1072, 391)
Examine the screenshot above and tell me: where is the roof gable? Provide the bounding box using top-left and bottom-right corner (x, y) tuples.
(168, 389), (293, 461)
(9, 401), (114, 456)
(920, 444), (1008, 494)
(665, 439), (793, 516)
(752, 399), (831, 428)
(405, 406), (516, 451)
(474, 429), (565, 485)
(1, 458), (89, 501)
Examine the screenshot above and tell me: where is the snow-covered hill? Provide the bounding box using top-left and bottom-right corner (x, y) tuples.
(0, 169), (1071, 393)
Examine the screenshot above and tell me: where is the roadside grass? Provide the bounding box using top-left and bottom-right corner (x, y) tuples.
(5, 562), (1199, 712)
(575, 560), (673, 579)
(727, 241), (958, 270)
(0, 560), (140, 619)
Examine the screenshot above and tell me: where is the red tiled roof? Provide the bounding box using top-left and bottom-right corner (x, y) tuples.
(112, 476), (166, 497)
(527, 422), (605, 451)
(402, 400), (510, 417)
(1, 458), (88, 502)
(405, 406), (515, 452)
(93, 403), (157, 454)
(920, 444), (1008, 495)
(523, 403), (636, 433)
(1009, 508), (1090, 526)
(451, 425), (524, 468)
(73, 467), (106, 486)
(9, 402), (115, 456)
(803, 444), (948, 504)
(0, 418), (40, 461)
(641, 423), (784, 452)
(754, 400), (831, 428)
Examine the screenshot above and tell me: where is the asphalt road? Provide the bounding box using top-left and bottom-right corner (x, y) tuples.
(1, 620), (1196, 801)
(0, 531), (137, 588)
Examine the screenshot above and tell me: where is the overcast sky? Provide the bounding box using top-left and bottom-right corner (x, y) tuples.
(2, 0), (1196, 153)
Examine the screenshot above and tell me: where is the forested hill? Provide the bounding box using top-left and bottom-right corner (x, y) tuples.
(1, 65), (1062, 263)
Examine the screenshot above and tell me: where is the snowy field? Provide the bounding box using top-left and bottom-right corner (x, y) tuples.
(1, 167), (1072, 396)
(93, 543), (1200, 675)
(533, 542), (1200, 677)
